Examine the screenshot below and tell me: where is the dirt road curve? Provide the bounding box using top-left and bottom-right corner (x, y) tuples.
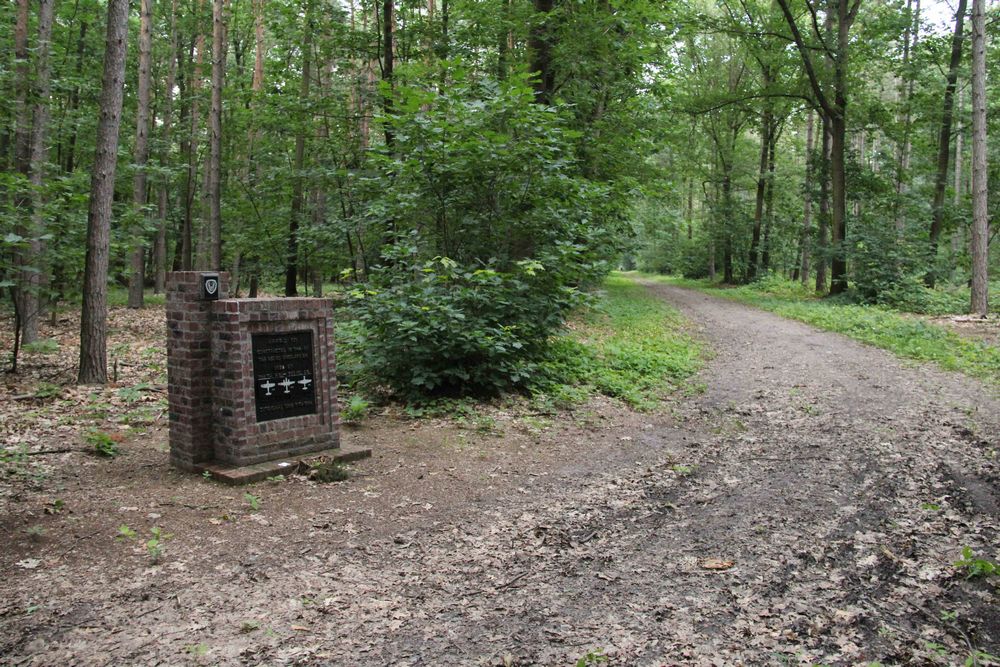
(2, 283), (999, 666)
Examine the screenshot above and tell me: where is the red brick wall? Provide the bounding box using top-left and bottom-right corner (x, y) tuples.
(209, 298), (339, 467)
(166, 272), (230, 470)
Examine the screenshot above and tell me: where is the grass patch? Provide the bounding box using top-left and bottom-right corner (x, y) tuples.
(536, 273), (703, 409)
(648, 274), (1000, 386)
(106, 287), (166, 308)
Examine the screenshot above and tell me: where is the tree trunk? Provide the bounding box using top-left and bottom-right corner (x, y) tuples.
(969, 0), (988, 316)
(748, 101), (771, 283)
(380, 0), (395, 148)
(79, 0), (130, 385)
(722, 169), (734, 285)
(529, 0), (555, 104)
(775, 0), (856, 295)
(13, 0), (56, 345)
(155, 0), (179, 294)
(761, 130), (777, 273)
(829, 112), (848, 294)
(11, 0), (35, 344)
(951, 86), (965, 259)
(800, 110), (814, 285)
(816, 114), (830, 293)
(285, 0), (313, 296)
(183, 1), (206, 271)
(252, 0), (265, 94)
(62, 19), (89, 174)
(12, 0), (30, 177)
(894, 0), (919, 234)
(927, 0), (967, 287)
(207, 0), (226, 269)
(128, 0), (154, 308)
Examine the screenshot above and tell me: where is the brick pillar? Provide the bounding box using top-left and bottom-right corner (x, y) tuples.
(166, 271), (229, 470)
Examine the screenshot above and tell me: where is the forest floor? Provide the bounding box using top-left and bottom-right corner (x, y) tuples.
(2, 280), (1000, 666)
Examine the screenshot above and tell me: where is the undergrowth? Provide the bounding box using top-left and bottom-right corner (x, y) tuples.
(651, 274), (1000, 387)
(336, 274), (703, 412)
(533, 274), (703, 409)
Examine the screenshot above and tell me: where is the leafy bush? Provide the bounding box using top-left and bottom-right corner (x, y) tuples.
(349, 255), (587, 398)
(345, 74), (618, 399)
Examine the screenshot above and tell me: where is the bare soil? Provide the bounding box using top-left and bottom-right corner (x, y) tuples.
(925, 313), (1000, 348)
(2, 284), (999, 666)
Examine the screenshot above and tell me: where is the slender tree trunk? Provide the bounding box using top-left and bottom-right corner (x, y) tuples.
(128, 0), (154, 308)
(207, 0), (226, 269)
(722, 168), (734, 285)
(951, 86), (965, 258)
(749, 104), (770, 283)
(761, 131), (777, 273)
(969, 0), (988, 316)
(381, 0), (395, 148)
(12, 0), (35, 344)
(183, 2), (206, 270)
(800, 110), (814, 285)
(927, 0), (967, 287)
(776, 0), (854, 294)
(894, 0), (919, 234)
(14, 0), (56, 345)
(252, 0), (265, 95)
(79, 0), (130, 384)
(13, 0), (30, 177)
(285, 0), (313, 296)
(155, 0), (179, 294)
(63, 19), (89, 175)
(686, 177), (694, 241)
(816, 114), (831, 293)
(529, 0), (555, 104)
(829, 112), (848, 294)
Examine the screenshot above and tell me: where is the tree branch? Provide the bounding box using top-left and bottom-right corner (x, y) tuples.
(776, 0), (833, 117)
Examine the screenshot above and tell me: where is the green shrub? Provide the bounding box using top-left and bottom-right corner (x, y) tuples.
(86, 429), (120, 458)
(340, 395), (370, 424)
(340, 72), (619, 400)
(22, 339), (59, 355)
(349, 255), (586, 398)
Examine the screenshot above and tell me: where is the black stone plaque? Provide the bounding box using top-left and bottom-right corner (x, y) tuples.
(252, 331), (317, 422)
(200, 272), (220, 300)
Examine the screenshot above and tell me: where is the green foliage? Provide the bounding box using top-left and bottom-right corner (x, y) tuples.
(22, 339), (60, 355)
(536, 274), (702, 409)
(117, 524), (137, 540)
(33, 382), (62, 399)
(244, 493), (261, 512)
(575, 649), (609, 667)
(350, 255), (586, 398)
(86, 429), (120, 458)
(308, 461), (350, 484)
(662, 276), (1000, 386)
(116, 385), (143, 404)
(340, 395), (370, 424)
(343, 74), (619, 400)
(953, 546), (998, 579)
(145, 526), (173, 563)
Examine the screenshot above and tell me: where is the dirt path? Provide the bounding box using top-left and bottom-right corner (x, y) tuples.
(2, 283), (999, 666)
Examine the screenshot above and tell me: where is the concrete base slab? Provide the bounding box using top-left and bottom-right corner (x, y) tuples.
(195, 444), (372, 485)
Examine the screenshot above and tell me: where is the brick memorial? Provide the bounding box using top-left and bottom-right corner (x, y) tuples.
(166, 271), (369, 483)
